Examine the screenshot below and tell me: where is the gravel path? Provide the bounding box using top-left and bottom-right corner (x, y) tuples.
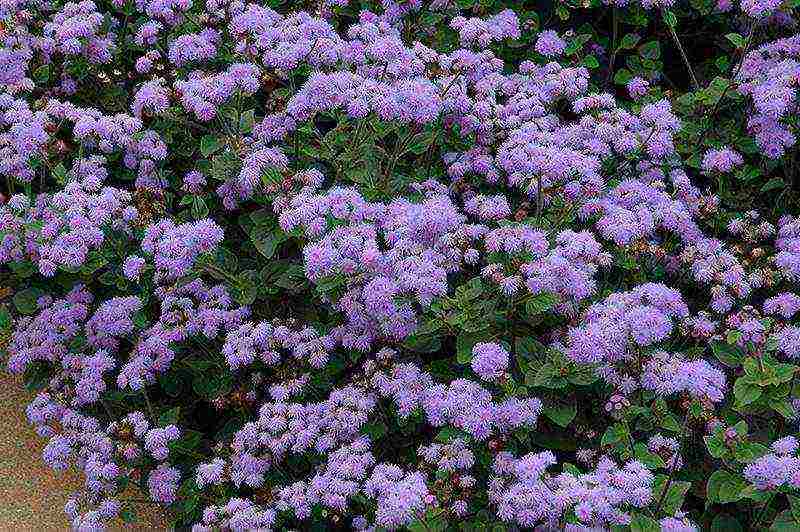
(1, 371), (170, 530)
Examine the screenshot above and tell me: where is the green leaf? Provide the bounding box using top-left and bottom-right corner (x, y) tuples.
(170, 430), (203, 454)
(23, 362), (51, 392)
(789, 495), (800, 524)
(403, 332), (442, 354)
(543, 400), (577, 428)
(773, 363), (797, 384)
(770, 510), (800, 531)
(120, 508), (136, 524)
(362, 422), (388, 440)
(435, 427), (467, 443)
(619, 33), (641, 50)
(158, 372), (184, 398)
(239, 109), (255, 134)
(9, 260), (37, 279)
(567, 365), (599, 386)
(527, 362), (567, 389)
(639, 41), (661, 60)
(662, 10), (677, 28)
(233, 270), (259, 306)
(734, 377), (762, 406)
(601, 423), (629, 447)
(652, 476), (691, 514)
(704, 432), (728, 459)
(33, 64), (50, 83)
(614, 68), (633, 85)
(457, 332), (488, 365)
(725, 32), (747, 48)
(0, 307), (10, 330)
(192, 371), (233, 400)
(707, 470), (747, 504)
(406, 130), (436, 155)
(524, 292), (559, 316)
(761, 177), (786, 192)
(634, 443), (666, 470)
(734, 442), (769, 463)
(712, 341), (744, 367)
(13, 287), (44, 315)
(659, 413), (681, 432)
(191, 196), (209, 220)
(710, 514), (743, 532)
(583, 55), (600, 69)
(159, 407), (181, 426)
(630, 514), (660, 532)
(200, 135), (222, 157)
(774, 400), (797, 419)
(250, 229), (284, 259)
(261, 166), (283, 187)
(52, 163), (67, 184)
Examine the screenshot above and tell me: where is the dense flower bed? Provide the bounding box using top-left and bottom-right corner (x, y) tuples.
(1, 0), (800, 529)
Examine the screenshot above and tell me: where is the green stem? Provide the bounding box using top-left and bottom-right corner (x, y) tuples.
(606, 8), (619, 88)
(142, 387), (155, 420)
(665, 13), (699, 90)
(699, 23), (757, 142)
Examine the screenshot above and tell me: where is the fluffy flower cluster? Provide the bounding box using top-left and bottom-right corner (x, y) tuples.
(744, 436), (800, 490)
(736, 36), (800, 158)
(489, 451), (654, 528)
(4, 0), (800, 530)
(0, 158), (137, 276)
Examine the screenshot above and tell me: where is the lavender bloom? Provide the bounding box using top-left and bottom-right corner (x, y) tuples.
(744, 436), (800, 490)
(701, 147), (744, 174)
(363, 464), (430, 528)
(641, 351), (726, 402)
(144, 425), (180, 460)
(168, 30), (219, 66)
(449, 9), (520, 49)
(627, 77), (650, 99)
(660, 513), (699, 531)
(141, 218), (225, 281)
(764, 292), (800, 319)
(223, 319), (334, 370)
(535, 30), (567, 57)
(736, 36), (800, 158)
(122, 256), (146, 280)
(741, 0), (782, 17)
(7, 286), (92, 374)
(776, 216), (800, 281)
(148, 464), (181, 504)
(132, 78), (170, 119)
(489, 452), (653, 528)
(774, 326), (800, 358)
(183, 171), (207, 194)
(85, 296), (142, 352)
(197, 458), (226, 488)
(471, 342), (509, 382)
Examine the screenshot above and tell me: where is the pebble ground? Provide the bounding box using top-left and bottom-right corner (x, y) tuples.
(1, 371), (170, 530)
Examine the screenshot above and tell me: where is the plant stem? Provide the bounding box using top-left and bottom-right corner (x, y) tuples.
(607, 8), (619, 88)
(665, 15), (699, 90)
(142, 387), (155, 420)
(700, 23), (757, 141)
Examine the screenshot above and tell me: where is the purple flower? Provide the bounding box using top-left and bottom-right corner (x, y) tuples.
(123, 256), (146, 280)
(471, 342), (509, 382)
(535, 30), (566, 57)
(627, 77), (650, 99)
(701, 147), (744, 174)
(141, 218), (225, 281)
(148, 464), (181, 504)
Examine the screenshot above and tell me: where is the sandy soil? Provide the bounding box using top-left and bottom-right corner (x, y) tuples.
(0, 371), (171, 530)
